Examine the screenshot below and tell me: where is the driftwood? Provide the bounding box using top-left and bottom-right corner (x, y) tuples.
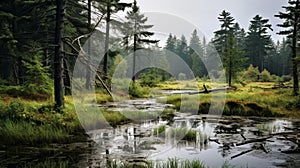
(189, 86), (236, 94)
(168, 86), (236, 95)
(240, 134), (247, 140)
(235, 136), (271, 146)
(225, 130), (300, 159)
(281, 147), (300, 154)
(271, 130), (300, 136)
(231, 149), (254, 159)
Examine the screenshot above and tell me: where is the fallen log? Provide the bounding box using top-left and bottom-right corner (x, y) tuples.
(231, 149), (254, 159)
(189, 86), (236, 94)
(261, 143), (270, 153)
(283, 135), (300, 146)
(235, 136), (271, 146)
(270, 131), (300, 136)
(166, 86), (236, 95)
(281, 147), (300, 154)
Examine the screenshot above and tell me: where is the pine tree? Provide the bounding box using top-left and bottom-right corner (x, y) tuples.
(165, 33), (176, 52)
(213, 10), (235, 56)
(176, 35), (191, 71)
(122, 0), (159, 82)
(213, 10), (244, 86)
(189, 30), (205, 77)
(245, 15), (274, 72)
(223, 31), (244, 86)
(275, 0), (300, 95)
(97, 0), (131, 81)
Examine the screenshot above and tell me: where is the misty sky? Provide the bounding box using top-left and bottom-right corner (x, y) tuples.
(120, 0), (288, 44)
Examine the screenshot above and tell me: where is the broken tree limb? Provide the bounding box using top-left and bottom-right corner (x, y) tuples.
(283, 135), (300, 146)
(165, 86), (236, 95)
(270, 131), (300, 136)
(189, 86), (236, 94)
(235, 136), (271, 146)
(240, 134), (247, 140)
(261, 143), (270, 153)
(231, 149), (254, 159)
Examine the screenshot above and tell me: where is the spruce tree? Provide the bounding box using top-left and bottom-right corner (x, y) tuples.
(275, 0), (300, 95)
(245, 15), (273, 72)
(122, 0), (159, 82)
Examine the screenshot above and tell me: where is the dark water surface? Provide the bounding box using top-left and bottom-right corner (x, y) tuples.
(1, 99), (300, 167)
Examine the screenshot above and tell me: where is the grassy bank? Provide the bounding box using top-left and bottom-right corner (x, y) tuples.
(0, 96), (85, 145)
(157, 81), (300, 118)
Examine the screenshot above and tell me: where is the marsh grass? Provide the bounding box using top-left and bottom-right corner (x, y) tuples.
(107, 158), (237, 168)
(0, 120), (69, 145)
(169, 128), (198, 141)
(153, 125), (166, 137)
(158, 82), (298, 117)
(24, 160), (69, 168)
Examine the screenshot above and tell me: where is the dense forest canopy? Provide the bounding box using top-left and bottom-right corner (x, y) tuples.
(0, 0), (299, 107)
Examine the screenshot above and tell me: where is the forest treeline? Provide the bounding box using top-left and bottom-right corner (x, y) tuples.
(0, 0), (300, 108)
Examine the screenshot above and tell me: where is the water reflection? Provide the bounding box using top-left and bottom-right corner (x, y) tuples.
(1, 116), (299, 167)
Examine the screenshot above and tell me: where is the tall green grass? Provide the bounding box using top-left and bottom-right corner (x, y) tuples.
(24, 160), (69, 168)
(0, 120), (70, 145)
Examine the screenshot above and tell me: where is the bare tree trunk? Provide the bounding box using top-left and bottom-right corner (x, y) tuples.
(132, 19), (137, 82)
(103, 3), (110, 81)
(54, 0), (65, 108)
(292, 1), (299, 96)
(85, 0), (92, 89)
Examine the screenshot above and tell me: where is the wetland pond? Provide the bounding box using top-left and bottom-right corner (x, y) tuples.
(1, 98), (300, 168)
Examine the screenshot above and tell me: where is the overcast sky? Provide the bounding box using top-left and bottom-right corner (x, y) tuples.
(120, 0), (288, 44)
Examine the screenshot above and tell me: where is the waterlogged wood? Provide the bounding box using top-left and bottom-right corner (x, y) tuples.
(235, 136), (271, 146)
(167, 86), (235, 95)
(281, 148), (300, 154)
(231, 149), (254, 159)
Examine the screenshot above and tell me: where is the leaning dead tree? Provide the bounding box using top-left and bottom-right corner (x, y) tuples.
(63, 32), (112, 97)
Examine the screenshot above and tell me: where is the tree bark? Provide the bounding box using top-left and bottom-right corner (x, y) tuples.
(292, 0), (299, 96)
(132, 19), (137, 82)
(85, 0), (92, 89)
(103, 2), (110, 81)
(54, 0), (65, 108)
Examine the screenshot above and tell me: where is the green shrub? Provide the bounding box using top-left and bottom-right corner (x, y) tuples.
(260, 69), (273, 82)
(279, 75), (292, 82)
(178, 73), (186, 81)
(242, 64), (259, 82)
(139, 73), (161, 87)
(153, 125), (166, 137)
(129, 83), (150, 98)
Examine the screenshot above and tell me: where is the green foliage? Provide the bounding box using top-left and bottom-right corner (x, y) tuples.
(24, 159), (69, 168)
(154, 158), (206, 168)
(242, 64), (260, 82)
(129, 82), (150, 98)
(260, 69), (272, 82)
(178, 73), (187, 81)
(153, 125), (166, 137)
(279, 75), (292, 82)
(139, 71), (161, 87)
(170, 127), (198, 141)
(23, 53), (53, 96)
(0, 119), (69, 145)
(245, 15), (273, 72)
(110, 55), (128, 78)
